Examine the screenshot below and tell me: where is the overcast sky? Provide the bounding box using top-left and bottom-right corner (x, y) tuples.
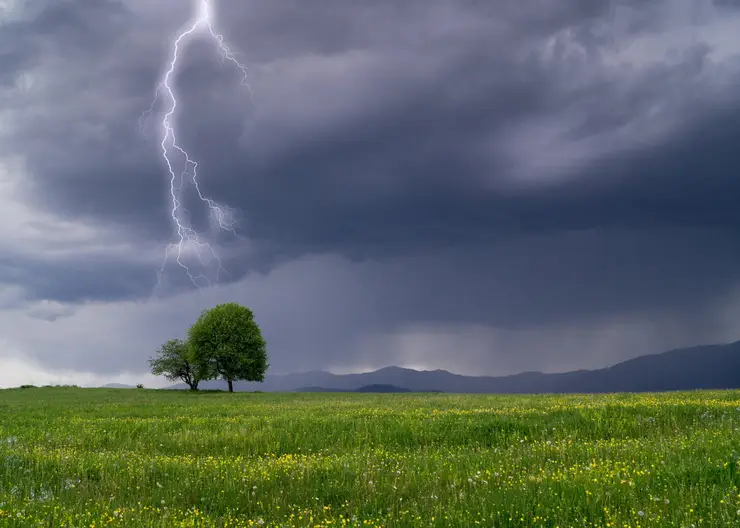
(1, 0), (740, 387)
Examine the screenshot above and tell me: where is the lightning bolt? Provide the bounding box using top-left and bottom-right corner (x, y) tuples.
(140, 0), (252, 294)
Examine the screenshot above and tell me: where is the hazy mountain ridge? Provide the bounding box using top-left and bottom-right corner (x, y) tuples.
(165, 341), (740, 393)
(295, 384), (413, 393)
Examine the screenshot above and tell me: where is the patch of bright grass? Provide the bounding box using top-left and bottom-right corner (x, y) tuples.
(1, 388), (740, 526)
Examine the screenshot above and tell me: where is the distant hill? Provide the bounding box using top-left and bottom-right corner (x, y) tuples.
(101, 383), (135, 389)
(356, 384), (412, 393)
(294, 386), (346, 393)
(290, 384), (426, 393)
(167, 341), (740, 393)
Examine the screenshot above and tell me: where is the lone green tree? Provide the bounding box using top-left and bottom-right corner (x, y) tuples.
(188, 302), (268, 392)
(148, 338), (208, 391)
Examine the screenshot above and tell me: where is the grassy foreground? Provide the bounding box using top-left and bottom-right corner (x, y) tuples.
(1, 389), (740, 527)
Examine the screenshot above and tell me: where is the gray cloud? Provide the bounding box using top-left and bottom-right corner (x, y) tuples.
(24, 300), (76, 322)
(1, 0), (740, 381)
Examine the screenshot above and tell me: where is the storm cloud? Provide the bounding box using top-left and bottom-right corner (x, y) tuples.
(1, 0), (740, 385)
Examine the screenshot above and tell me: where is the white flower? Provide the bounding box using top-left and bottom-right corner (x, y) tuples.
(637, 511), (645, 517)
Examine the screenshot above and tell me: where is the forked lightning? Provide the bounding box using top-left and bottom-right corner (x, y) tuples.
(141, 0), (251, 293)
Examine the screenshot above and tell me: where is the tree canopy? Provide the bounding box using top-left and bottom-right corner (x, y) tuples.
(148, 338), (207, 391)
(187, 302), (268, 392)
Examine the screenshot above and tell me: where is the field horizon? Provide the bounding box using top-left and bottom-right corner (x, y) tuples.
(159, 340), (740, 395)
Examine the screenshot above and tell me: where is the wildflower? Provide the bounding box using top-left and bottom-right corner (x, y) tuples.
(638, 511), (645, 517)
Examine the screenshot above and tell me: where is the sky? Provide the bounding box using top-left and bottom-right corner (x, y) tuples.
(1, 0), (740, 387)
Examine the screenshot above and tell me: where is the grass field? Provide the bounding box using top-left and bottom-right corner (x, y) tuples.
(1, 389), (740, 527)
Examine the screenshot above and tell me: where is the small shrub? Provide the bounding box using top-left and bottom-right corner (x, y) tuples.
(136, 384), (144, 389)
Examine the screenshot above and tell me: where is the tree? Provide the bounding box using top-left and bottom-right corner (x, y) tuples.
(188, 302), (268, 392)
(148, 339), (208, 391)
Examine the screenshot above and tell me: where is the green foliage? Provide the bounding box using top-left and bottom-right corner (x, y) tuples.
(148, 339), (208, 391)
(188, 302), (268, 392)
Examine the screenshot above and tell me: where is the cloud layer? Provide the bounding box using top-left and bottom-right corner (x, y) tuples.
(1, 0), (740, 385)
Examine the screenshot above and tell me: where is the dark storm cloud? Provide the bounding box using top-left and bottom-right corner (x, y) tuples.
(2, 0), (740, 336)
(0, 250), (157, 304)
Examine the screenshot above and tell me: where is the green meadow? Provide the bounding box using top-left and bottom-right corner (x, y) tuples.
(1, 388), (740, 527)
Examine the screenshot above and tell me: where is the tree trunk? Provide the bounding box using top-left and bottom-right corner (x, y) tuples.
(227, 379), (234, 393)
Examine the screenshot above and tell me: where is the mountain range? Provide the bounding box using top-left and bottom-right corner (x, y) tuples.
(164, 340), (740, 393)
